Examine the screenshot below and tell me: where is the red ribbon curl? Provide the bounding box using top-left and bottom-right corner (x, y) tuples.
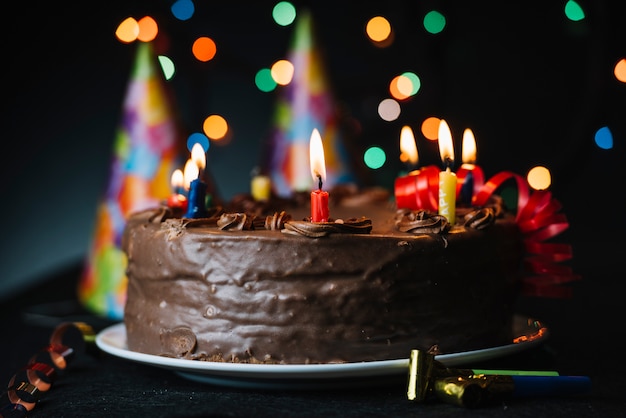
(394, 167), (579, 298)
(474, 176), (579, 298)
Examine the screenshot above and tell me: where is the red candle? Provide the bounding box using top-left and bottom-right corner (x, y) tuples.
(167, 193), (188, 211)
(167, 169), (188, 211)
(311, 188), (329, 222)
(309, 128), (329, 222)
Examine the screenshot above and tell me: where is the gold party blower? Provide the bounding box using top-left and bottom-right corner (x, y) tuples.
(407, 349), (591, 408)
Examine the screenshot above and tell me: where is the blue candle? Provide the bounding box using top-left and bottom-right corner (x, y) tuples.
(184, 143), (209, 218)
(460, 168), (474, 205)
(184, 178), (208, 218)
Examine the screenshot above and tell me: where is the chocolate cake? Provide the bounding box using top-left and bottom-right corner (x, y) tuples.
(122, 188), (525, 364)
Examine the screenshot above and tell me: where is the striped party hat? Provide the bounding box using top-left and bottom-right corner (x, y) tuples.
(268, 10), (357, 197)
(78, 42), (182, 320)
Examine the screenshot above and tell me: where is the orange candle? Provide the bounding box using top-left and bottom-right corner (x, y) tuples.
(309, 129), (329, 222)
(437, 119), (456, 225)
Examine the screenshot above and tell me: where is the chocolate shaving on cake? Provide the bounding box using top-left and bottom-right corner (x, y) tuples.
(395, 210), (449, 234)
(217, 213), (251, 230)
(463, 207), (497, 230)
(216, 211), (294, 231)
(159, 327), (197, 358)
(282, 217), (373, 238)
(263, 211), (292, 230)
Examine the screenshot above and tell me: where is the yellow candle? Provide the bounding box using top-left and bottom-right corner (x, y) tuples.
(251, 175), (271, 201)
(438, 168), (456, 225)
(437, 119), (456, 225)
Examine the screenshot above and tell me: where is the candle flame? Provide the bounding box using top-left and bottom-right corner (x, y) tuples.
(399, 125), (418, 166)
(438, 119), (455, 168)
(170, 169), (184, 189)
(462, 128), (477, 165)
(191, 143), (206, 170)
(183, 158), (199, 190)
(309, 128), (326, 188)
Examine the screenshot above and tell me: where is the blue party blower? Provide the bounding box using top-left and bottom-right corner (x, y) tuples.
(433, 374), (591, 407)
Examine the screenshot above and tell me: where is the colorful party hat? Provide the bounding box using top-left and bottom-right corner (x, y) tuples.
(268, 10), (357, 197)
(78, 42), (182, 320)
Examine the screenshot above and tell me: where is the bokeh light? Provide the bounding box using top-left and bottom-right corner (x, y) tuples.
(203, 114), (228, 140)
(255, 68), (277, 92)
(378, 98), (401, 121)
(402, 72), (421, 96)
(271, 59), (295, 85)
(389, 75), (413, 100)
(192, 37), (217, 62)
(366, 16), (391, 42)
(115, 17), (139, 43)
(423, 10), (446, 34)
(158, 55), (175, 80)
(527, 166), (551, 190)
(171, 0), (195, 21)
(594, 126), (613, 150)
(421, 116), (441, 140)
(273, 1), (296, 26)
(614, 58), (626, 83)
(364, 146), (386, 169)
(564, 0), (585, 21)
(137, 16), (158, 42)
(187, 132), (210, 153)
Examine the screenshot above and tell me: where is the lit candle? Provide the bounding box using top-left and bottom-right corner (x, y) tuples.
(438, 119), (456, 225)
(251, 174), (272, 201)
(458, 128), (485, 206)
(184, 143), (208, 218)
(309, 128), (329, 222)
(167, 168), (188, 211)
(395, 125), (422, 209)
(459, 128), (476, 205)
(399, 125), (419, 174)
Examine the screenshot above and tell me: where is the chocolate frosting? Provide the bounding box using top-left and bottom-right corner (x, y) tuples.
(282, 217), (373, 238)
(123, 196), (524, 364)
(394, 210), (449, 234)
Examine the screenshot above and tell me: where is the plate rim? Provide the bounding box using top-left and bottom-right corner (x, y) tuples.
(95, 315), (548, 381)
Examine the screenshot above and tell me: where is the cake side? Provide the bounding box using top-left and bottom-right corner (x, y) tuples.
(122, 204), (523, 364)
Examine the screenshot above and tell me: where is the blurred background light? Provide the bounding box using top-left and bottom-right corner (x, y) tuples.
(527, 166), (552, 190)
(378, 98), (401, 121)
(137, 16), (158, 42)
(273, 1), (296, 26)
(192, 37), (217, 62)
(255, 68), (278, 92)
(423, 10), (446, 34)
(171, 0), (195, 21)
(364, 146), (386, 169)
(594, 126), (613, 150)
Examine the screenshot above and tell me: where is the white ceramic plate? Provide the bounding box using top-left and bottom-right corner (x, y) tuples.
(96, 315), (548, 389)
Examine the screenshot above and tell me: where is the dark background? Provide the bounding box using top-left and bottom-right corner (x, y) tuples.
(1, 1), (626, 416)
(1, 1), (625, 324)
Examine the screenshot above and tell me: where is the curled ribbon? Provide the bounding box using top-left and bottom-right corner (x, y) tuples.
(2, 322), (96, 416)
(394, 165), (439, 212)
(393, 167), (578, 298)
(473, 176), (579, 298)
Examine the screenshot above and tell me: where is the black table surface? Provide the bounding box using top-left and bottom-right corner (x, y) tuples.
(2, 258), (625, 418)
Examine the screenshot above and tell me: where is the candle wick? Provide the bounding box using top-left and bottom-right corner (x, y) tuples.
(317, 174), (323, 190)
(444, 157), (453, 171)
